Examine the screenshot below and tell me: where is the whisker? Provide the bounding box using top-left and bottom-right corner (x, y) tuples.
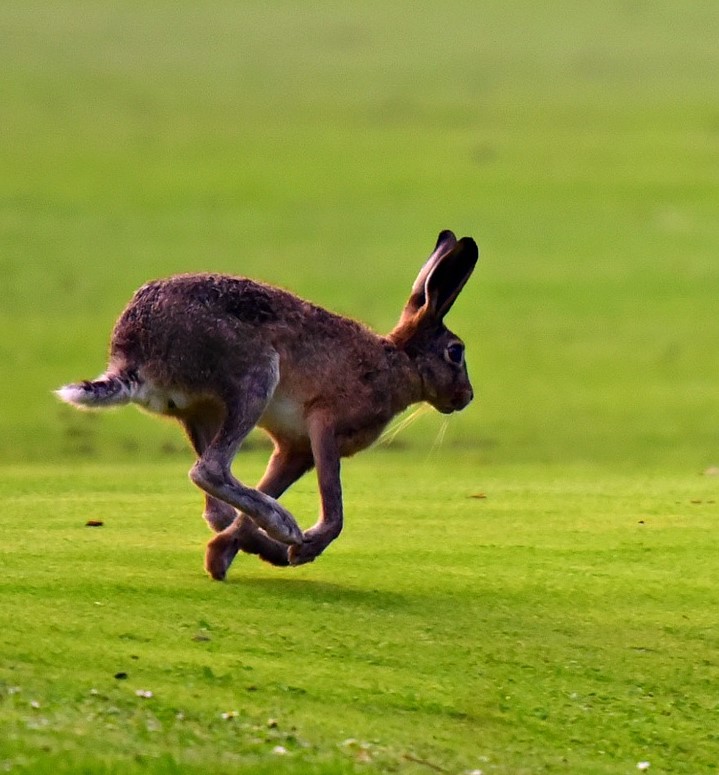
(378, 405), (425, 446)
(427, 416), (450, 459)
(377, 404), (431, 446)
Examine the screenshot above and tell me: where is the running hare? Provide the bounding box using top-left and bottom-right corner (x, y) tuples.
(56, 230), (478, 579)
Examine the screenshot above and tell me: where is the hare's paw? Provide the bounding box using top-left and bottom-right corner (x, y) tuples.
(287, 528), (331, 566)
(205, 533), (241, 581)
(262, 502), (304, 546)
(288, 540), (320, 566)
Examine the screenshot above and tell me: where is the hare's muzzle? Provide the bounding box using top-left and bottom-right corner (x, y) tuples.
(439, 387), (474, 414)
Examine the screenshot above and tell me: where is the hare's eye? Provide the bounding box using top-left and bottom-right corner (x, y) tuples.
(445, 343), (465, 365)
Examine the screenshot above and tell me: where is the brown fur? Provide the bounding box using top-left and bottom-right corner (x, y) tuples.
(56, 230), (478, 579)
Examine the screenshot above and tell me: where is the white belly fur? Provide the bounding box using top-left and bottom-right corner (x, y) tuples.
(134, 382), (193, 414)
(132, 369), (306, 439)
(259, 393), (307, 439)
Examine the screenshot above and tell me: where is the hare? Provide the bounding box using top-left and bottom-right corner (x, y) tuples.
(56, 230), (478, 580)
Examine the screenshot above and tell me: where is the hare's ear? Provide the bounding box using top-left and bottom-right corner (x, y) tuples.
(404, 230), (458, 315)
(404, 232), (479, 323)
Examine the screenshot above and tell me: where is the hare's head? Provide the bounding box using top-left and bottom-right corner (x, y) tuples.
(389, 231), (479, 414)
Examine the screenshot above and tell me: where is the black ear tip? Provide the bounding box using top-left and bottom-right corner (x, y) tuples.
(458, 236), (479, 262)
(435, 229), (457, 250)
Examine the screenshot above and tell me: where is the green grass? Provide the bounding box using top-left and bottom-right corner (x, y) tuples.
(2, 457), (718, 774)
(2, 0), (719, 772)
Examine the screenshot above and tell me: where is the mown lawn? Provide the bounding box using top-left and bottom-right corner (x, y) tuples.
(2, 456), (718, 774)
(1, 1), (718, 773)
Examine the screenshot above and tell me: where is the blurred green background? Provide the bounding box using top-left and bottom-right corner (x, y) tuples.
(2, 0), (717, 468)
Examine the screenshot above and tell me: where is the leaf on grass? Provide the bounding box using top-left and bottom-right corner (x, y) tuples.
(85, 520), (104, 527)
(469, 493), (487, 499)
(402, 752), (448, 772)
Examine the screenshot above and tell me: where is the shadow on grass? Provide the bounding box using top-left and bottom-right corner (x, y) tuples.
(229, 575), (408, 609)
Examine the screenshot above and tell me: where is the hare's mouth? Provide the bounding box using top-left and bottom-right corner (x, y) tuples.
(445, 389), (474, 413)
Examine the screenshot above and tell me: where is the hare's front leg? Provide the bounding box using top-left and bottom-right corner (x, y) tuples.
(205, 446), (313, 580)
(288, 414), (343, 566)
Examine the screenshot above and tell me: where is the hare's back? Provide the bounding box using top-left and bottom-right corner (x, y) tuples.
(109, 274), (304, 378)
(122, 273), (306, 323)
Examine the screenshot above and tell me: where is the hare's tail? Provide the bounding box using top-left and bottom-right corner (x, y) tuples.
(55, 372), (138, 410)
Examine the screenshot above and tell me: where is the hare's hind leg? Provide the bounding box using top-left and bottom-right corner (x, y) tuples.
(188, 376), (304, 550)
(184, 413), (235, 532)
(205, 445), (314, 579)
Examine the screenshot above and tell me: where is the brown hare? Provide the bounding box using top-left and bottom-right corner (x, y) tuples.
(56, 230), (478, 580)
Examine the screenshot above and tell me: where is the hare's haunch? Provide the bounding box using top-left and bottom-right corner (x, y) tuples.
(56, 230), (478, 579)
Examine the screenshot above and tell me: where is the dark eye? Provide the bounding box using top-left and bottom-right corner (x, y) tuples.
(445, 343), (465, 365)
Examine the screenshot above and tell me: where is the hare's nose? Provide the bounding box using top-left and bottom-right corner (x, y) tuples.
(452, 388), (473, 411)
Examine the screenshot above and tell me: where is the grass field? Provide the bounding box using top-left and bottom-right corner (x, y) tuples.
(1, 1), (718, 773)
(3, 459), (719, 774)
